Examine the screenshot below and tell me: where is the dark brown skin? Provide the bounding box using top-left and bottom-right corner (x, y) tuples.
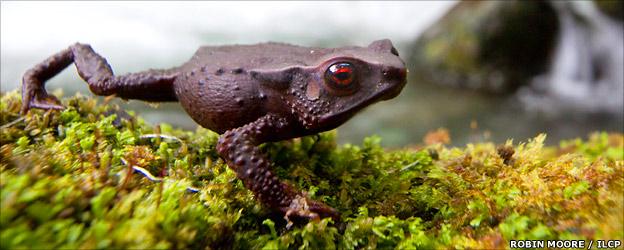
(21, 40), (407, 223)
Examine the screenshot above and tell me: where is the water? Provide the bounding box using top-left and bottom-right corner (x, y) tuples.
(346, 0), (624, 146)
(520, 1), (624, 114)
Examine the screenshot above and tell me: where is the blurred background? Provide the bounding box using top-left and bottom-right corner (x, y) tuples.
(2, 1), (622, 147)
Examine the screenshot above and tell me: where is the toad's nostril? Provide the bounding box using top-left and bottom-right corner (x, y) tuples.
(383, 67), (407, 82)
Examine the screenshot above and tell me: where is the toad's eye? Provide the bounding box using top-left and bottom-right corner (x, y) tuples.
(325, 62), (355, 88)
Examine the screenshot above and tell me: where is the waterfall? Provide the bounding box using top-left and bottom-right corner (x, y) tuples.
(520, 1), (624, 114)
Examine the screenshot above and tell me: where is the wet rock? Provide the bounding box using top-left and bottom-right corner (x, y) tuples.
(409, 1), (559, 93)
(594, 0), (623, 21)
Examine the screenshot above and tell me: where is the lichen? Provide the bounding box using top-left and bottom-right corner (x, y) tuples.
(1, 91), (622, 249)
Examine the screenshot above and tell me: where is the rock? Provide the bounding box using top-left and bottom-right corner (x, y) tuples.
(409, 1), (559, 93)
(594, 0), (623, 21)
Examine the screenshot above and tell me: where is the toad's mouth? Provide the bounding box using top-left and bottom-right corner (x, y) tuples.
(317, 81), (405, 130)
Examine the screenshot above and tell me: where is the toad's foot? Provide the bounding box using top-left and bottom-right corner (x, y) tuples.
(282, 194), (339, 228)
(21, 86), (64, 114)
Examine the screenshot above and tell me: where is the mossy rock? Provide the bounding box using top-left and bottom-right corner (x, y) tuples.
(409, 1), (559, 93)
(1, 91), (622, 249)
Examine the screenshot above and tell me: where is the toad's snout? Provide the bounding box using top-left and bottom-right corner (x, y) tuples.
(380, 66), (407, 100)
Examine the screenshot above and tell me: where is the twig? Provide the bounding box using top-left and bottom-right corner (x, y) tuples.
(0, 117), (25, 129)
(119, 157), (200, 193)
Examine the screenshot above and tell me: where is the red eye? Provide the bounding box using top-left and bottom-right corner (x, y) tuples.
(325, 62), (355, 88)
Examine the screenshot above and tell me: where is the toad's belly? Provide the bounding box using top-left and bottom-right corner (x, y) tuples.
(173, 74), (263, 134)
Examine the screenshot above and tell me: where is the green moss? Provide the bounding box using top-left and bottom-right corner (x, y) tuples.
(1, 91), (623, 249)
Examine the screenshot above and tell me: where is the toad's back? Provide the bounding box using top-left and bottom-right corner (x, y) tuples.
(181, 42), (330, 71)
(173, 43), (328, 134)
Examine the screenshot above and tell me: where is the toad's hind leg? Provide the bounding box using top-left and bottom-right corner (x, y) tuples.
(21, 43), (179, 114)
(216, 114), (340, 223)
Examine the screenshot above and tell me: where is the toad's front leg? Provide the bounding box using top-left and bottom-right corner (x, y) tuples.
(216, 114), (339, 223)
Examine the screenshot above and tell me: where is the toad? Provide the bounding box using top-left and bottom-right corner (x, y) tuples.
(21, 39), (407, 223)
